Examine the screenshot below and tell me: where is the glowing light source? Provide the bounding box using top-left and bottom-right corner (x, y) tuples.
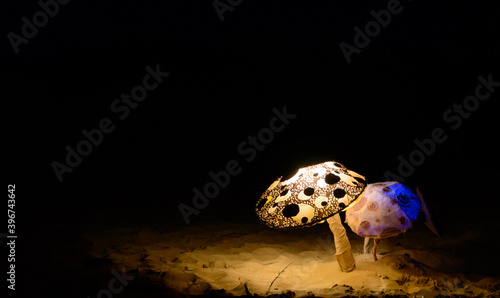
(255, 160), (366, 272)
(255, 161), (367, 229)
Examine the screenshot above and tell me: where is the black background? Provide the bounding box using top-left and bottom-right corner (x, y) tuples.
(2, 0), (500, 294)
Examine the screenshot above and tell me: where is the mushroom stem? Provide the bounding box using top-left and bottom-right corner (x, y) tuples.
(327, 214), (356, 272)
(363, 237), (371, 254)
(372, 238), (381, 261)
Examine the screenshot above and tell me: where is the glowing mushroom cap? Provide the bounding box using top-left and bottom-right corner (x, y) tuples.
(345, 181), (422, 238)
(256, 161), (367, 229)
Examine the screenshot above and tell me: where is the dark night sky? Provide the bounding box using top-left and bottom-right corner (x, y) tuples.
(3, 0), (499, 233)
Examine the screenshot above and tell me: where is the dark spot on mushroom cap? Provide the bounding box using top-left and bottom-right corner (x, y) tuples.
(334, 188), (346, 198)
(256, 198), (267, 210)
(399, 217), (407, 225)
(325, 173), (341, 185)
(397, 194), (410, 205)
(383, 186), (390, 192)
(368, 202), (378, 211)
(334, 162), (343, 168)
(301, 217), (308, 224)
(321, 201), (328, 206)
(282, 204), (300, 217)
(304, 187), (315, 196)
(339, 202), (346, 209)
(352, 196), (367, 211)
(360, 221), (370, 229)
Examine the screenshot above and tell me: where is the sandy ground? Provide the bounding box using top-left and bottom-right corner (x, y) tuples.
(81, 213), (500, 297)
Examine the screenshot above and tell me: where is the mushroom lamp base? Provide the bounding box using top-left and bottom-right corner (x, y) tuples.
(327, 214), (356, 272)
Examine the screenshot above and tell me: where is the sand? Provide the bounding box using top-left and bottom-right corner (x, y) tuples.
(83, 214), (500, 297)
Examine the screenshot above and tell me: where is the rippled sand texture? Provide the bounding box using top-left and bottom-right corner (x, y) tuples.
(85, 215), (500, 297)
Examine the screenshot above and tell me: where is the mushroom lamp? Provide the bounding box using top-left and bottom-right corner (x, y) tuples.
(255, 161), (367, 271)
(345, 181), (425, 261)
